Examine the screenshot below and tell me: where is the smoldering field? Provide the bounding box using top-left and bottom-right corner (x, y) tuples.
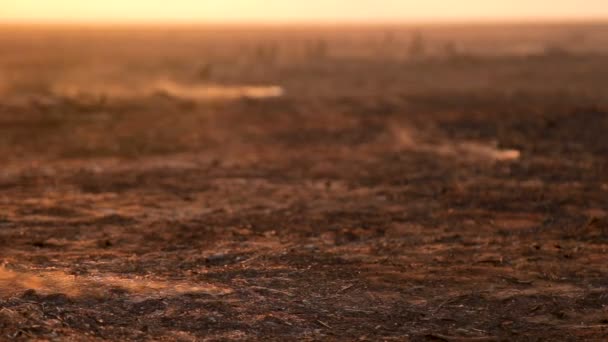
(1, 23), (608, 340)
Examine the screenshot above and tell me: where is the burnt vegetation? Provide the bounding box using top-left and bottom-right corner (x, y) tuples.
(0, 23), (608, 340)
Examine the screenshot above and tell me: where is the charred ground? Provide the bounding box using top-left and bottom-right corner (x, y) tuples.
(0, 24), (608, 340)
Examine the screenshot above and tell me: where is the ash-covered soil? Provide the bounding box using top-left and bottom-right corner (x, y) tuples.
(1, 25), (608, 341)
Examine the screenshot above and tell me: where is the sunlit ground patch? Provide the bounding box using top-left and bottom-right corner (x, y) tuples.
(0, 266), (231, 299)
(51, 80), (284, 101)
(435, 142), (521, 161)
(392, 125), (520, 162)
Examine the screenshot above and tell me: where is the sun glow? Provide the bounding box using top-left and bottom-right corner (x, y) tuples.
(1, 0), (607, 24)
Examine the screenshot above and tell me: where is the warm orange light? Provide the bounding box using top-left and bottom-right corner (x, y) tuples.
(1, 0), (607, 24)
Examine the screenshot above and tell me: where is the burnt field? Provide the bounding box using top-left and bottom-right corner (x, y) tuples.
(1, 23), (608, 340)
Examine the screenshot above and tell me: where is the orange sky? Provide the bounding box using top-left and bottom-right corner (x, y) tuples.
(2, 0), (608, 24)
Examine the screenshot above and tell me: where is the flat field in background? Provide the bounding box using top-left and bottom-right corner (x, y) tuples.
(1, 23), (608, 340)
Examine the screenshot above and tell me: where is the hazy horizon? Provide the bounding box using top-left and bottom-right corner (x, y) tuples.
(2, 1), (608, 25)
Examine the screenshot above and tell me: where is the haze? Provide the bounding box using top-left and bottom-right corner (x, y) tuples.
(2, 0), (608, 24)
